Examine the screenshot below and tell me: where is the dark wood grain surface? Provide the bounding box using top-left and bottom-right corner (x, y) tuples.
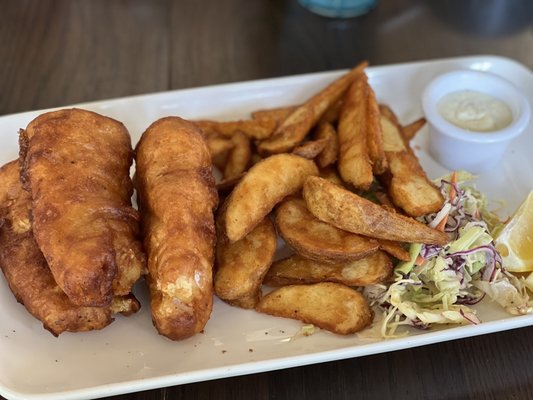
(1, 1), (533, 399)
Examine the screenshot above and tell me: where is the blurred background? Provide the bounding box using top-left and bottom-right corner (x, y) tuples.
(1, 1), (533, 400)
(1, 0), (532, 115)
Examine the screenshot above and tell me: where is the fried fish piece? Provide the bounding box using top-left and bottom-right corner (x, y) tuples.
(135, 117), (218, 340)
(0, 161), (139, 336)
(19, 109), (145, 307)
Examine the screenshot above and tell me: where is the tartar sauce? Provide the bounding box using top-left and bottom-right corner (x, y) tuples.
(437, 90), (513, 132)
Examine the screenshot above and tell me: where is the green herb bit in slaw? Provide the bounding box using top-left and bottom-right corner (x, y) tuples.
(364, 171), (532, 338)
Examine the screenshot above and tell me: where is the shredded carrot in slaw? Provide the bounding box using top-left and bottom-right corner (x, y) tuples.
(434, 171), (459, 232)
(449, 171), (458, 201)
(415, 255), (426, 266)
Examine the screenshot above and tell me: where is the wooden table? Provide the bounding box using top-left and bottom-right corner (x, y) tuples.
(1, 1), (532, 399)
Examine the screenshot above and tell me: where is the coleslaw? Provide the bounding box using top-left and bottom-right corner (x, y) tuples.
(365, 171), (533, 338)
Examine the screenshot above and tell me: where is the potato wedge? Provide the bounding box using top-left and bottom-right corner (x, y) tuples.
(250, 152), (263, 166)
(379, 104), (426, 145)
(402, 117), (426, 141)
(257, 61), (368, 154)
(252, 101), (342, 126)
(223, 131), (251, 180)
(319, 99), (343, 124)
(380, 114), (406, 152)
(374, 188), (398, 211)
(337, 73), (373, 190)
(314, 121), (338, 168)
(195, 119), (276, 140)
(216, 172), (246, 195)
(366, 80), (387, 174)
(205, 135), (234, 170)
(303, 176), (448, 245)
(292, 138), (329, 159)
(383, 150), (445, 217)
(215, 216), (277, 309)
(224, 154), (318, 242)
(377, 239), (410, 261)
(275, 197), (379, 263)
(263, 251), (392, 287)
(252, 105), (297, 124)
(380, 114), (444, 217)
(319, 166), (345, 187)
(378, 104), (399, 125)
(256, 282), (373, 335)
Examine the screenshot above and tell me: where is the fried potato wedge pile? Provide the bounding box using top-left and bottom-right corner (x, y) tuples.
(257, 62), (368, 154)
(201, 61), (447, 336)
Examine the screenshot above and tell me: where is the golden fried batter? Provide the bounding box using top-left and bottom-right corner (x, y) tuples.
(135, 117), (218, 340)
(19, 109), (145, 307)
(0, 161), (139, 336)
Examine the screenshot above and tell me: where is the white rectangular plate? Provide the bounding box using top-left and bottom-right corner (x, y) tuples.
(0, 55), (532, 400)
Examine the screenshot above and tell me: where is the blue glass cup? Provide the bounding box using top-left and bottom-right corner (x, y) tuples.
(298, 0), (377, 18)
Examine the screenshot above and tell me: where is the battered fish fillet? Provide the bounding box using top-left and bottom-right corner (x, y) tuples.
(19, 109), (145, 307)
(135, 117), (218, 340)
(0, 161), (140, 336)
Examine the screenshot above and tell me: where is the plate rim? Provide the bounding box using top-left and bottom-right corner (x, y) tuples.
(1, 54), (532, 400)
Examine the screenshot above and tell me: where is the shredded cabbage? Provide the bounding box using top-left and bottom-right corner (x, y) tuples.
(365, 171), (532, 338)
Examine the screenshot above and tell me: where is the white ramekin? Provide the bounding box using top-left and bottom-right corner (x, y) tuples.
(421, 70), (531, 173)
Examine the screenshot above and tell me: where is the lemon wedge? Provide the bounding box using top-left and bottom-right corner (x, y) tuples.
(495, 190), (533, 272)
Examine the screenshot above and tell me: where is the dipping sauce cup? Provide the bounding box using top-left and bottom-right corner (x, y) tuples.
(422, 70), (531, 173)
